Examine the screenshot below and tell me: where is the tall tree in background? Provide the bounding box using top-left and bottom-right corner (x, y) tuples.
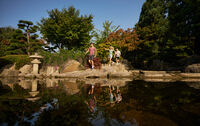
(167, 0), (200, 57)
(38, 6), (94, 51)
(0, 27), (16, 56)
(92, 20), (119, 45)
(135, 0), (168, 63)
(18, 20), (39, 55)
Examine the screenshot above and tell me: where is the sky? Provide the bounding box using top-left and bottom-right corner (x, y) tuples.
(0, 0), (146, 31)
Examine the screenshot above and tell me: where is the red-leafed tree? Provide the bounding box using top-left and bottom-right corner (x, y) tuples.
(98, 28), (141, 60)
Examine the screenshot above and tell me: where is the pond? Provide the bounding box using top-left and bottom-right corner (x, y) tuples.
(0, 78), (200, 126)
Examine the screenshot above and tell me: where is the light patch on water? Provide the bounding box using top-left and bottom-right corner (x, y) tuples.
(14, 98), (58, 126)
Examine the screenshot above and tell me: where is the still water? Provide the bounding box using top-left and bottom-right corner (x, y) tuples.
(0, 78), (200, 126)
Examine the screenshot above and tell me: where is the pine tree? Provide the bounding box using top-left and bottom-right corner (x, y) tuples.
(18, 20), (39, 55)
(6, 29), (27, 55)
(135, 0), (169, 62)
(167, 0), (200, 56)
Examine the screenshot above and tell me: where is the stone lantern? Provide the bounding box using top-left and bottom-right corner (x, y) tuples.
(29, 80), (39, 97)
(29, 53), (43, 74)
(27, 80), (40, 101)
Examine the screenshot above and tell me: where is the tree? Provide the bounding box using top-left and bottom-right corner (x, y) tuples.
(167, 0), (200, 56)
(18, 20), (39, 55)
(98, 28), (140, 60)
(92, 20), (119, 45)
(5, 29), (27, 55)
(0, 27), (16, 56)
(135, 0), (169, 62)
(38, 6), (94, 51)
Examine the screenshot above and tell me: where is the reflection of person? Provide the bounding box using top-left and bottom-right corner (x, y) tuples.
(85, 85), (96, 112)
(108, 85), (115, 107)
(114, 48), (121, 65)
(105, 46), (114, 66)
(115, 86), (122, 103)
(86, 43), (97, 69)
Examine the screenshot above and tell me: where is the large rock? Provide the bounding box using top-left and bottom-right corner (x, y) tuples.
(55, 63), (133, 78)
(101, 63), (129, 73)
(0, 69), (19, 77)
(62, 60), (81, 73)
(185, 64), (200, 73)
(19, 65), (32, 74)
(45, 66), (59, 76)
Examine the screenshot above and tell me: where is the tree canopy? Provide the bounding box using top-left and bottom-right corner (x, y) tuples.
(133, 0), (200, 69)
(0, 21), (44, 56)
(0, 27), (16, 56)
(18, 20), (42, 55)
(38, 6), (94, 51)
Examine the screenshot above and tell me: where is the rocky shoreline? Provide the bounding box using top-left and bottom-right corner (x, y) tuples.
(1, 60), (200, 81)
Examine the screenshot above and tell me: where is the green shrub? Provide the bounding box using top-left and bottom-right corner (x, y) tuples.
(0, 55), (30, 70)
(39, 49), (86, 66)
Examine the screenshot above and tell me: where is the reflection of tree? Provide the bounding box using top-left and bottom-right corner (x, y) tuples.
(0, 84), (40, 126)
(105, 80), (200, 126)
(36, 95), (92, 126)
(87, 80), (200, 126)
(0, 80), (199, 126)
(36, 83), (92, 126)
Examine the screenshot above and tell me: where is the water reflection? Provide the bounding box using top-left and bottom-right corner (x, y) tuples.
(85, 84), (97, 113)
(0, 78), (200, 126)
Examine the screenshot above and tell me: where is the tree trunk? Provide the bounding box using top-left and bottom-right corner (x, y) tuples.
(27, 28), (30, 56)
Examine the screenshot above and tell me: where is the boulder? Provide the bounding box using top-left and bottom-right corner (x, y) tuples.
(185, 64), (200, 73)
(9, 63), (16, 70)
(62, 60), (81, 73)
(19, 65), (32, 74)
(46, 66), (59, 75)
(102, 63), (129, 73)
(0, 69), (19, 77)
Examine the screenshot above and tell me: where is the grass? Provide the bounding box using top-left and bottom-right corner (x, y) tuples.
(0, 55), (30, 70)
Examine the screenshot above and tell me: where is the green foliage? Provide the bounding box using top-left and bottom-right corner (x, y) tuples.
(5, 29), (27, 55)
(135, 0), (169, 65)
(18, 20), (43, 55)
(167, 0), (200, 56)
(0, 55), (30, 70)
(18, 20), (38, 33)
(92, 20), (119, 45)
(91, 20), (120, 61)
(38, 6), (94, 51)
(132, 0), (200, 69)
(0, 21), (43, 56)
(0, 27), (16, 56)
(40, 49), (85, 67)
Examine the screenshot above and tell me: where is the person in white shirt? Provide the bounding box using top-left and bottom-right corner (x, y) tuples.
(115, 48), (121, 64)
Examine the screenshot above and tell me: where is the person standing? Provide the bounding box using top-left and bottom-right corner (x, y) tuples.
(115, 48), (121, 65)
(105, 46), (114, 66)
(86, 43), (97, 69)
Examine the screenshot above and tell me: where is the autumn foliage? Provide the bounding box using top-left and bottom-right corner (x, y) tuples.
(85, 57), (102, 69)
(98, 28), (140, 60)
